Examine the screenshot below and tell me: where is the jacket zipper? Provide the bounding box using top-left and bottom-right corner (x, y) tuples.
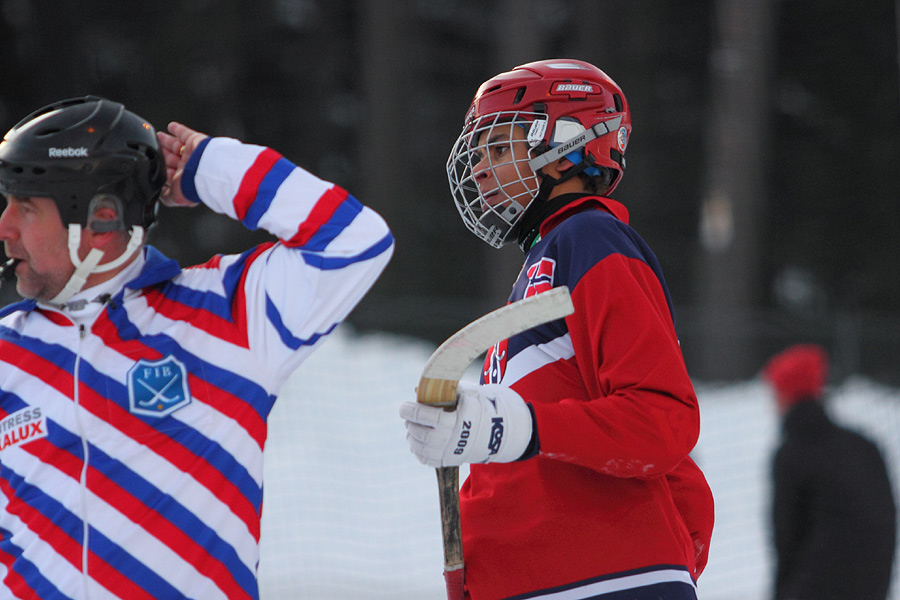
(74, 323), (91, 599)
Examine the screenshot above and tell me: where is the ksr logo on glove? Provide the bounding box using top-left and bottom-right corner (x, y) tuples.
(487, 417), (504, 455)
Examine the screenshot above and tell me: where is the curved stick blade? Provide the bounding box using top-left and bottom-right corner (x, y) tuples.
(417, 286), (574, 407)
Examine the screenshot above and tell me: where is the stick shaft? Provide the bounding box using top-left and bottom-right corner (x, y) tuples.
(437, 467), (463, 568)
(438, 467), (465, 599)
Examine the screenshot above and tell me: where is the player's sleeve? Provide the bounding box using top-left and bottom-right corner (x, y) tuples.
(527, 219), (700, 478)
(178, 137), (393, 387)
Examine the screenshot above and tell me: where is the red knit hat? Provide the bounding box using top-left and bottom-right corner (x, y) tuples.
(763, 344), (829, 407)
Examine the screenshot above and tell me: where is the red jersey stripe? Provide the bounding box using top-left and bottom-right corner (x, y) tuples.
(232, 149), (283, 221)
(0, 546), (39, 600)
(284, 186), (348, 248)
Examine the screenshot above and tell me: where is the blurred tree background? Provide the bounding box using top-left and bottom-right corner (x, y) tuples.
(1, 0), (898, 383)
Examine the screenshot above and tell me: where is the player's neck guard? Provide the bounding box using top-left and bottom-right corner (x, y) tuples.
(515, 193), (587, 252)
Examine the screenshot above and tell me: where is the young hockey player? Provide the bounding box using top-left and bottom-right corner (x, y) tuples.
(401, 59), (714, 600)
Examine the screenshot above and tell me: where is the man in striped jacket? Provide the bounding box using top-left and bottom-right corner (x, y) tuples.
(0, 96), (393, 599)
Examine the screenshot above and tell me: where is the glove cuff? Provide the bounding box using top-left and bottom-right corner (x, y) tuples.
(516, 403), (540, 461)
(487, 386), (534, 463)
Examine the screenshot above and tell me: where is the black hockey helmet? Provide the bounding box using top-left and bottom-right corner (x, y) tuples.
(0, 96), (165, 229)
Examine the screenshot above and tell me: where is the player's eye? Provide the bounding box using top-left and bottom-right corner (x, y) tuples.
(15, 201), (34, 215)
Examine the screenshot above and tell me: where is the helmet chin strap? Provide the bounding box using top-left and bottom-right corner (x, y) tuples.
(48, 224), (145, 306)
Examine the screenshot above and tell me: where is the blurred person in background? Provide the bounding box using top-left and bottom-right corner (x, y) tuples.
(764, 344), (896, 600)
(0, 96), (392, 599)
(400, 59), (713, 600)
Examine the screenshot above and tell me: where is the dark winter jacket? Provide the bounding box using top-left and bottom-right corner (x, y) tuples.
(772, 400), (896, 600)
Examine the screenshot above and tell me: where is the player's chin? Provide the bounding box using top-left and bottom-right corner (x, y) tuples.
(14, 280), (40, 300)
(16, 270), (53, 300)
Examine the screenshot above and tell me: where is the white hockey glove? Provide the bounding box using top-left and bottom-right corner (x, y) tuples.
(400, 381), (534, 468)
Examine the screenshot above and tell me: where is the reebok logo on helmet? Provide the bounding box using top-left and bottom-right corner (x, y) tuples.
(48, 147), (89, 158)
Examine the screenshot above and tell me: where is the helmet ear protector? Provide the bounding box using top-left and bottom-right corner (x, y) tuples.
(0, 96), (166, 230)
(527, 113), (624, 180)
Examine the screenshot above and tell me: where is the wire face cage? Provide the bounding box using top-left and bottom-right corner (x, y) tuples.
(446, 111), (543, 248)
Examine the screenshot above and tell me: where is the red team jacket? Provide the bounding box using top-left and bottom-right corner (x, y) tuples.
(468, 196), (714, 600)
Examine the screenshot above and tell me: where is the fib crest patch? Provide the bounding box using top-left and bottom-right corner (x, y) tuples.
(127, 356), (191, 418)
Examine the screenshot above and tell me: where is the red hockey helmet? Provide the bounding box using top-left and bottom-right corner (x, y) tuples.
(447, 59), (632, 247)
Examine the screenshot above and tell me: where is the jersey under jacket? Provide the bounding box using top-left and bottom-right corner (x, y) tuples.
(0, 137), (393, 599)
(467, 196), (714, 600)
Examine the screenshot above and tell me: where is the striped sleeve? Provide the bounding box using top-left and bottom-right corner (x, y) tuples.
(176, 137), (394, 388)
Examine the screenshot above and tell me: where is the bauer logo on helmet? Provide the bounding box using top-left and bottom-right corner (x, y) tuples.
(555, 84), (594, 93)
(551, 82), (601, 99)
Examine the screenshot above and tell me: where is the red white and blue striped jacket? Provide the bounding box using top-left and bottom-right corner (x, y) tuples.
(0, 136), (393, 599)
